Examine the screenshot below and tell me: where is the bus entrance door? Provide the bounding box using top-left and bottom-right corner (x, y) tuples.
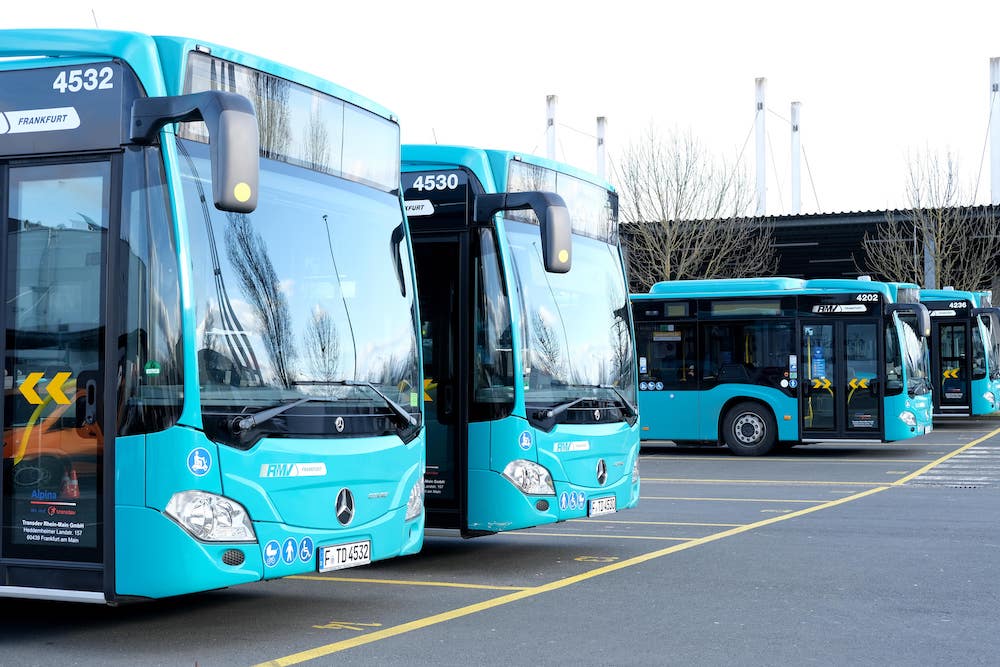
(1, 159), (110, 598)
(800, 320), (882, 439)
(412, 237), (469, 531)
(933, 321), (969, 415)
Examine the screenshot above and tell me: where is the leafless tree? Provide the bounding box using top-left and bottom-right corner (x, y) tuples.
(860, 150), (1000, 290)
(615, 125), (776, 292)
(226, 213), (296, 388)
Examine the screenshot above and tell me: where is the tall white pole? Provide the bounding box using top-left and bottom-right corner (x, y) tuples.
(546, 95), (558, 161)
(596, 116), (607, 180)
(990, 58), (1000, 204)
(791, 101), (801, 214)
(755, 78), (766, 216)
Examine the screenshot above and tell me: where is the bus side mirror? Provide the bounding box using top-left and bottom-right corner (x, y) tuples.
(473, 191), (572, 273)
(886, 303), (931, 338)
(131, 91), (259, 213)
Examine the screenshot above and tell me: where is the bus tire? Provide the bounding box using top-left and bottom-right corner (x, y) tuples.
(722, 402), (777, 456)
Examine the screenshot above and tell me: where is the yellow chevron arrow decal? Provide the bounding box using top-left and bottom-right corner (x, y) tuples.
(849, 378), (870, 390)
(16, 371), (73, 405)
(424, 378), (437, 402)
(47, 372), (73, 405)
(943, 368), (960, 379)
(18, 372), (45, 404)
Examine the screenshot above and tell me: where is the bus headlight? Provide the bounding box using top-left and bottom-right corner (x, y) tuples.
(165, 491), (256, 542)
(898, 411), (917, 427)
(984, 392), (996, 404)
(632, 457), (640, 483)
(405, 478), (424, 521)
(502, 460), (555, 495)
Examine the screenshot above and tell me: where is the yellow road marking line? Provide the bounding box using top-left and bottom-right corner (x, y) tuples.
(641, 496), (826, 503)
(288, 576), (526, 591)
(642, 478), (889, 486)
(258, 428), (1000, 665)
(571, 519), (743, 527)
(892, 425), (1000, 485)
(255, 486), (890, 666)
(499, 532), (693, 541)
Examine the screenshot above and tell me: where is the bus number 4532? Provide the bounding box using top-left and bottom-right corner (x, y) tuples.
(53, 67), (114, 93)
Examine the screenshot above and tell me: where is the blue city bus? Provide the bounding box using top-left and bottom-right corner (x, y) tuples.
(401, 146), (640, 536)
(0, 30), (424, 603)
(631, 278), (933, 455)
(920, 288), (1000, 417)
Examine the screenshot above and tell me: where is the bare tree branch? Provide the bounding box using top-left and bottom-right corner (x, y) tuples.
(615, 125), (776, 291)
(861, 150), (1000, 290)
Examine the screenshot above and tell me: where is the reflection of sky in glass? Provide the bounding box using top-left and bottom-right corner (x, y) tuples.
(14, 175), (107, 229)
(183, 52), (399, 192)
(507, 222), (634, 395)
(506, 161), (615, 241)
(181, 140), (418, 399)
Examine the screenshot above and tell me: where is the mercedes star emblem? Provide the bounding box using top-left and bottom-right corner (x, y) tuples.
(596, 459), (608, 485)
(335, 416), (345, 433)
(335, 488), (355, 526)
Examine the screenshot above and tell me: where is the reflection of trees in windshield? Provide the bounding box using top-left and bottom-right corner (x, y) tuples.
(608, 289), (635, 390)
(251, 71), (291, 160)
(303, 108), (331, 173)
(529, 310), (567, 384)
(304, 307), (340, 382)
(225, 212), (296, 388)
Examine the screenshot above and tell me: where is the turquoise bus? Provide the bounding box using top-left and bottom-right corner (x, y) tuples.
(631, 278), (933, 455)
(0, 30), (424, 603)
(920, 288), (1000, 417)
(401, 146), (640, 536)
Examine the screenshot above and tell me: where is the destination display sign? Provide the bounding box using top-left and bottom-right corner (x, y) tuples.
(401, 169), (473, 228)
(0, 61), (133, 157)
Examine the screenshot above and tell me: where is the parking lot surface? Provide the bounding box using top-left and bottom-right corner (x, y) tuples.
(4, 418), (999, 666)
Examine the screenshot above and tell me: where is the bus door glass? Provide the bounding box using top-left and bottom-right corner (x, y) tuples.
(413, 239), (464, 514)
(936, 321), (968, 408)
(844, 322), (880, 433)
(801, 322), (837, 432)
(801, 320), (881, 436)
(2, 160), (109, 564)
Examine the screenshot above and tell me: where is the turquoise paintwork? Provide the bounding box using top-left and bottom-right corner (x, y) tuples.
(632, 277), (934, 448)
(402, 145), (640, 533)
(0, 29), (423, 601)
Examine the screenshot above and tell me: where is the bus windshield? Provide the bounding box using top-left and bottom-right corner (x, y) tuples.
(179, 139), (419, 443)
(507, 221), (635, 406)
(978, 314), (1000, 379)
(900, 315), (931, 395)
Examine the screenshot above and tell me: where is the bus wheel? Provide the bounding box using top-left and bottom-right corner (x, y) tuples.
(722, 402), (776, 456)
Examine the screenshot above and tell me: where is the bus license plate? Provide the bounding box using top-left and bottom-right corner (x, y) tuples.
(319, 540), (371, 572)
(588, 496), (617, 517)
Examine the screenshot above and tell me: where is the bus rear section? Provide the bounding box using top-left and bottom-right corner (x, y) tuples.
(403, 146), (640, 536)
(632, 278), (933, 455)
(0, 30), (424, 603)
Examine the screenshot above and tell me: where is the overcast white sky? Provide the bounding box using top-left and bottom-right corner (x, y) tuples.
(7, 1), (1000, 215)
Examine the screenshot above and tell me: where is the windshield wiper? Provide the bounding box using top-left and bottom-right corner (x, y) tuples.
(532, 397), (590, 422)
(231, 396), (317, 433)
(343, 380), (418, 428)
(598, 383), (638, 420)
(530, 384), (638, 427)
(290, 380), (418, 428)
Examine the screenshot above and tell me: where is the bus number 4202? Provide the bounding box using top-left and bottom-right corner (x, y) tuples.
(53, 67), (114, 94)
